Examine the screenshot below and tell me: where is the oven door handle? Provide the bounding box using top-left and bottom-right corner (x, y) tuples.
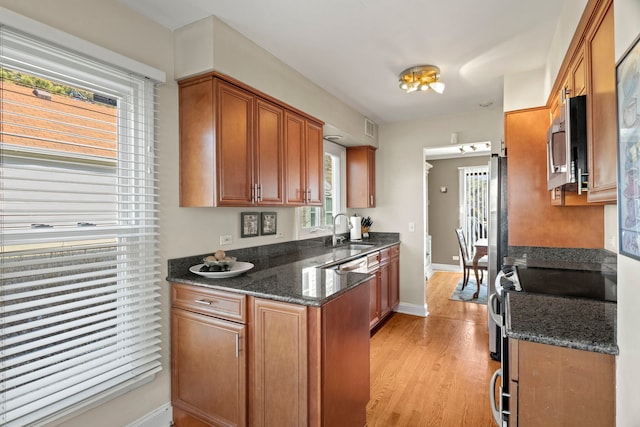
(489, 368), (503, 426)
(488, 293), (502, 326)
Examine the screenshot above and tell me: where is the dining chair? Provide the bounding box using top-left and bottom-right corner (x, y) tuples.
(455, 228), (487, 290)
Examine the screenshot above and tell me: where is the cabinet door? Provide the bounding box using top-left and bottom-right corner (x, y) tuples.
(379, 264), (390, 318)
(284, 112), (306, 205)
(322, 279), (371, 427)
(367, 147), (376, 207)
(251, 298), (308, 427)
(255, 99), (284, 205)
(179, 77), (215, 207)
(305, 120), (324, 206)
(516, 340), (614, 427)
(389, 245), (400, 310)
(571, 46), (586, 96)
(585, 0), (617, 203)
(171, 308), (246, 427)
(347, 146), (376, 208)
(215, 80), (254, 206)
(369, 269), (380, 329)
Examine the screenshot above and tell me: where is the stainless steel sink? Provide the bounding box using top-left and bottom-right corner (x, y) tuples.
(347, 243), (375, 250)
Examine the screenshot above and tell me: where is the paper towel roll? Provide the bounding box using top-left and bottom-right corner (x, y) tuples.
(350, 216), (362, 241)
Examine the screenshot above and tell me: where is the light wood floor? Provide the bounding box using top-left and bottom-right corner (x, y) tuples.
(366, 271), (500, 427)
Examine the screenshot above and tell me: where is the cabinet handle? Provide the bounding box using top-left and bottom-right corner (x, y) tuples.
(302, 188), (306, 203)
(257, 185), (262, 202)
(235, 333), (240, 358)
(251, 184), (255, 203)
(194, 299), (216, 305)
(577, 168), (583, 195)
(307, 189), (311, 202)
(370, 194), (374, 206)
(489, 369), (502, 426)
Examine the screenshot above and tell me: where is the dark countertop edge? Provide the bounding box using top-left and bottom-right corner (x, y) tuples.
(505, 292), (619, 356)
(506, 331), (619, 355)
(166, 270), (376, 307)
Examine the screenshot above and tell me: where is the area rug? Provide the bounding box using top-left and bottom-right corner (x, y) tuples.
(449, 279), (487, 305)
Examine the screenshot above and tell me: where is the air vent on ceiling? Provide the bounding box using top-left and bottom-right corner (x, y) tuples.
(364, 118), (377, 139)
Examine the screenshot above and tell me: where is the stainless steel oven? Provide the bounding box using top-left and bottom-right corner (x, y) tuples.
(488, 267), (520, 426)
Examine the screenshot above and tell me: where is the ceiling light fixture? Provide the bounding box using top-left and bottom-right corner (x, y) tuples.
(398, 65), (445, 94)
(459, 146), (465, 154)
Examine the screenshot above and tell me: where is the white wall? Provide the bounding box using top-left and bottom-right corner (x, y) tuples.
(613, 1), (640, 425)
(374, 109), (503, 314)
(503, 67), (547, 111)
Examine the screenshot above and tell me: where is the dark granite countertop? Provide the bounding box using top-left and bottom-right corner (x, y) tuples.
(166, 232), (400, 307)
(506, 292), (618, 355)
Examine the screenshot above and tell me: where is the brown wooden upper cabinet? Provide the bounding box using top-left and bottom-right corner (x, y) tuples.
(178, 72), (323, 207)
(585, 0), (617, 203)
(284, 111), (323, 206)
(347, 145), (376, 208)
(549, 0), (617, 205)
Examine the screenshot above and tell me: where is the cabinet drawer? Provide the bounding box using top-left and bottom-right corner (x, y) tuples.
(366, 252), (380, 272)
(171, 283), (246, 323)
(379, 248), (391, 263)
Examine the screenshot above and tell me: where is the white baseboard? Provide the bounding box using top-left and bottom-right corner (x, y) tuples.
(431, 263), (461, 272)
(425, 264), (434, 279)
(396, 302), (428, 317)
(127, 402), (172, 427)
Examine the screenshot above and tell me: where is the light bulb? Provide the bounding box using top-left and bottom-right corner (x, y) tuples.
(430, 81), (445, 94)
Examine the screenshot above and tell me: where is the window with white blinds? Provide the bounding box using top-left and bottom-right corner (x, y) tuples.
(0, 27), (161, 427)
(459, 166), (489, 255)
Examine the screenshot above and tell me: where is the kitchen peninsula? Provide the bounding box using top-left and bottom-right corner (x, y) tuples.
(167, 233), (400, 427)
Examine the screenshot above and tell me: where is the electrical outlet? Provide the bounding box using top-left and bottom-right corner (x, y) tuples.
(408, 222), (415, 232)
(276, 231), (284, 238)
(452, 255), (460, 261)
(220, 235), (232, 245)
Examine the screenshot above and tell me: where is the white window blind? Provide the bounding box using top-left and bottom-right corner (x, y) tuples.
(0, 26), (161, 427)
(459, 166), (489, 255)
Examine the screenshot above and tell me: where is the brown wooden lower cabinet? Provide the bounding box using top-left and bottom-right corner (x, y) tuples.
(509, 339), (615, 427)
(171, 278), (373, 427)
(171, 308), (247, 427)
(370, 244), (400, 330)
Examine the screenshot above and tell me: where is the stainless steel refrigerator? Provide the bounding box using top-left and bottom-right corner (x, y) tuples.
(488, 153), (508, 360)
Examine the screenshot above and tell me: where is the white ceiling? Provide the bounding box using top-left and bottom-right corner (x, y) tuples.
(119, 0), (564, 124)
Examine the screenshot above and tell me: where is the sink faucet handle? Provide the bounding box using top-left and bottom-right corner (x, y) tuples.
(337, 235), (347, 244)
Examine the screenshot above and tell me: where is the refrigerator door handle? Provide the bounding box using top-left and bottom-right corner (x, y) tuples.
(488, 292), (502, 326)
(489, 368), (503, 426)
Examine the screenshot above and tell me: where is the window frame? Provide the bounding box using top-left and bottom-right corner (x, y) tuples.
(295, 140), (347, 239)
(0, 26), (162, 427)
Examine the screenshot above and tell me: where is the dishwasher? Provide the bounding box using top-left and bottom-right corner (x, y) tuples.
(329, 252), (379, 274)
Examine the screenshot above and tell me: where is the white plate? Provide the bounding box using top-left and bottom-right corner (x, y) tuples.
(190, 262), (254, 278)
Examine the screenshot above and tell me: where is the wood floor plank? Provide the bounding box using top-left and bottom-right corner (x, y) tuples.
(367, 272), (500, 427)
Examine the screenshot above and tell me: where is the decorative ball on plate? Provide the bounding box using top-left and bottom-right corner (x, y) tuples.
(201, 254), (237, 272)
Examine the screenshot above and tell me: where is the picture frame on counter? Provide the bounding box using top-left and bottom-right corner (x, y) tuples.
(616, 32), (640, 261)
(260, 212), (277, 236)
(240, 212), (259, 238)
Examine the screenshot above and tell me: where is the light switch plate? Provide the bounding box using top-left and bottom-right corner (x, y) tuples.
(220, 235), (232, 245)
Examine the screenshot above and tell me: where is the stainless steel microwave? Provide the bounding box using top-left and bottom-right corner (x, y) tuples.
(547, 95), (588, 191)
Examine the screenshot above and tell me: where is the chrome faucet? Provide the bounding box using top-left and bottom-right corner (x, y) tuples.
(332, 213), (353, 246)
